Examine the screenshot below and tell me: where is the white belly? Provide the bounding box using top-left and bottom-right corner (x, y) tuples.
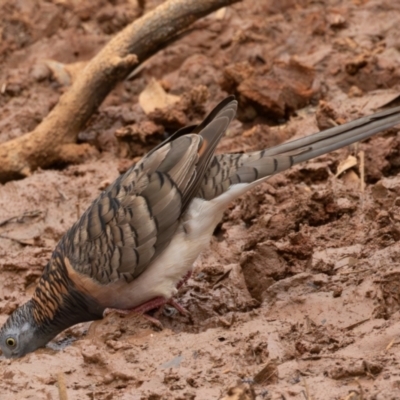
(105, 197), (225, 309)
(102, 182), (254, 309)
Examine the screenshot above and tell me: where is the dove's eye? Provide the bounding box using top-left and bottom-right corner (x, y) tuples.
(5, 337), (16, 348)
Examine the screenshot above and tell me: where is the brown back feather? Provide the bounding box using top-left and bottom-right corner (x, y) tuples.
(56, 98), (238, 284)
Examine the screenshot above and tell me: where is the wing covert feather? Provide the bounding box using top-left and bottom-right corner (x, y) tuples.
(56, 99), (238, 285)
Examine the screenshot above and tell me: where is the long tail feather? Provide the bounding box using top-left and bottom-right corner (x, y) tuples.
(199, 104), (400, 201)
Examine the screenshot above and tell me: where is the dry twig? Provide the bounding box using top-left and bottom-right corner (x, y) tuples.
(358, 150), (365, 192)
(0, 0), (239, 183)
(0, 210), (42, 227)
(302, 378), (312, 400)
(57, 372), (68, 400)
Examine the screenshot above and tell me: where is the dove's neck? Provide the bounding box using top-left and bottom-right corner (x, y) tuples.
(31, 258), (104, 338)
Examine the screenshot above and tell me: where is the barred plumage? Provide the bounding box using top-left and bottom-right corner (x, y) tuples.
(2, 95), (400, 358)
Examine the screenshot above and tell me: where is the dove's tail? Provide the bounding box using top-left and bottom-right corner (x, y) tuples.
(198, 103), (400, 202)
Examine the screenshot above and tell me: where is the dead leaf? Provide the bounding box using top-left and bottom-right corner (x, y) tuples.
(358, 89), (400, 111)
(253, 361), (278, 384)
(335, 155), (357, 178)
(43, 60), (71, 86)
(64, 61), (88, 84)
(219, 383), (255, 400)
(139, 79), (180, 114)
(214, 7), (227, 19)
(341, 170), (360, 186)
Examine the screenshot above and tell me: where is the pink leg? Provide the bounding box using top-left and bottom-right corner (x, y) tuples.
(103, 296), (188, 326)
(104, 296), (167, 317)
(129, 296), (188, 316)
(128, 296), (169, 315)
(167, 298), (189, 315)
(103, 273), (193, 324)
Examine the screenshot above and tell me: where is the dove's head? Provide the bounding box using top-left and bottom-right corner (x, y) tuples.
(0, 264), (105, 358)
(0, 300), (48, 359)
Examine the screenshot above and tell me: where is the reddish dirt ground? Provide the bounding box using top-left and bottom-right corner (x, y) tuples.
(1, 0), (400, 399)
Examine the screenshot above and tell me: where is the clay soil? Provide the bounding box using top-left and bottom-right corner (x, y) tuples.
(2, 0), (400, 399)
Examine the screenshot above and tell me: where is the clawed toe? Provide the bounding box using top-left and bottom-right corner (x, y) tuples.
(167, 299), (189, 315)
(102, 296), (189, 329)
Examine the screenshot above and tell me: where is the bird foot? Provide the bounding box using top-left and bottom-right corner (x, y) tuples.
(152, 298), (189, 320)
(133, 296), (189, 317)
(103, 296), (188, 329)
(166, 298), (189, 315)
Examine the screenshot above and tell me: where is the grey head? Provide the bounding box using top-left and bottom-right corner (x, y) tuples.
(0, 300), (48, 359)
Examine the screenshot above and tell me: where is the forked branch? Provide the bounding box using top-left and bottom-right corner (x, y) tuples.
(0, 0), (240, 183)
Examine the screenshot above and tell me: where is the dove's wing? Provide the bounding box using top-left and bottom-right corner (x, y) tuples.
(55, 98), (238, 285)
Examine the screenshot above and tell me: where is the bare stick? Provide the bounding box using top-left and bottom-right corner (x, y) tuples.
(358, 150), (365, 192)
(0, 0), (239, 183)
(57, 372), (68, 400)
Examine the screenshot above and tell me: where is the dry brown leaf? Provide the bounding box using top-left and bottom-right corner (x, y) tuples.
(219, 383), (255, 400)
(253, 361), (278, 384)
(64, 61), (88, 85)
(214, 7), (227, 19)
(341, 170), (360, 186)
(335, 155), (358, 178)
(43, 60), (71, 86)
(139, 78), (180, 114)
